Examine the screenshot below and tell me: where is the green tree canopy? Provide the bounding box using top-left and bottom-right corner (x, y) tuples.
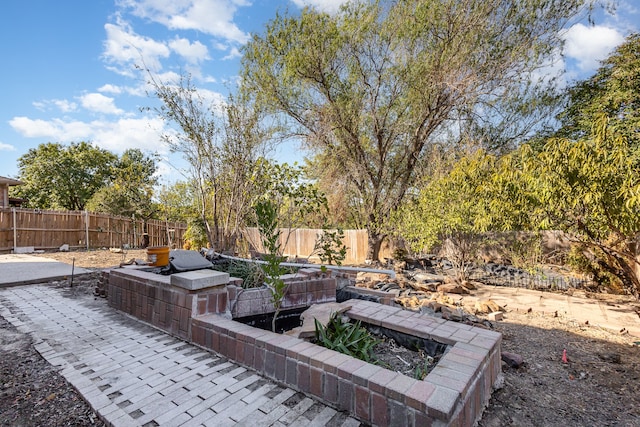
(241, 0), (591, 260)
(398, 29), (640, 295)
(85, 149), (159, 219)
(554, 32), (640, 145)
(15, 141), (116, 210)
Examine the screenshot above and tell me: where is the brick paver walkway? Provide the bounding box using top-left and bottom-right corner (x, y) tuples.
(0, 284), (361, 427)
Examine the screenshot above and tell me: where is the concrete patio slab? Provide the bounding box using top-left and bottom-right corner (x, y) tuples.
(0, 254), (91, 287)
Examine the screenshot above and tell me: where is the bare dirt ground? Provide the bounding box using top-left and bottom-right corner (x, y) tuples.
(31, 248), (150, 269)
(1, 249), (639, 426)
(0, 271), (106, 427)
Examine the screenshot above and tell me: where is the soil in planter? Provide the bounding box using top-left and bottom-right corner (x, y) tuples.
(365, 323), (447, 379)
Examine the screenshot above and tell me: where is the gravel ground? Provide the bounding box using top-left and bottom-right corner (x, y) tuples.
(1, 249), (639, 426)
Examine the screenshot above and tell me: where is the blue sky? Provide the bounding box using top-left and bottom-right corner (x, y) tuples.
(1, 0), (639, 186)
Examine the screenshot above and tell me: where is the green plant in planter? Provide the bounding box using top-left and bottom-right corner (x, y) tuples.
(254, 199), (288, 332)
(413, 355), (434, 380)
(213, 260), (266, 289)
(314, 312), (379, 363)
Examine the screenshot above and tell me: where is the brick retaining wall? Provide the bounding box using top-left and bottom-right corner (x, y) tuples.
(105, 267), (501, 426)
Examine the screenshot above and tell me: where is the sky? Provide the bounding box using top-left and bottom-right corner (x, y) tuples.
(1, 0), (639, 186)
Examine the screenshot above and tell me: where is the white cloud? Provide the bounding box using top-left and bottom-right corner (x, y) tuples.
(79, 93), (124, 115)
(8, 115), (169, 155)
(198, 88), (227, 111)
(0, 142), (16, 151)
(222, 46), (241, 60)
(117, 0), (250, 44)
(9, 117), (92, 139)
(169, 37), (210, 63)
(92, 117), (169, 153)
(103, 18), (170, 75)
(563, 23), (625, 72)
(32, 99), (78, 113)
(291, 0), (348, 14)
(54, 99), (78, 113)
(98, 84), (123, 94)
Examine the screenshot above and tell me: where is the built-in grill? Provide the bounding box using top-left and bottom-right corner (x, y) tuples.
(147, 249), (214, 275)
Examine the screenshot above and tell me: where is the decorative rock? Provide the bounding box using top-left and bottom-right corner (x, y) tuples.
(413, 272), (445, 283)
(59, 244), (70, 252)
(487, 311), (504, 321)
(474, 299), (503, 314)
(422, 300), (444, 312)
(394, 296), (421, 310)
(501, 351), (525, 368)
(437, 283), (470, 295)
(441, 306), (464, 321)
(411, 282), (438, 293)
(356, 271), (389, 283)
(13, 246), (35, 254)
(287, 302), (352, 338)
(461, 280), (477, 290)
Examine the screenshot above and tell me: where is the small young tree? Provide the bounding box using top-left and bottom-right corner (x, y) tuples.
(147, 72), (272, 252)
(312, 227), (347, 270)
(392, 150), (502, 280)
(254, 199), (287, 333)
(251, 162), (330, 332)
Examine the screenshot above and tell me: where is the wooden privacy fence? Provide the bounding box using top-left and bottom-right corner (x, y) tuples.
(242, 227), (371, 265)
(0, 208), (187, 252)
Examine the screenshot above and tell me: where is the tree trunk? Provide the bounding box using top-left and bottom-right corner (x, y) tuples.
(592, 244), (640, 299)
(367, 231), (386, 263)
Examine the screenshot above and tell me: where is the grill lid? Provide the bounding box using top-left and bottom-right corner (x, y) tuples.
(169, 249), (214, 273)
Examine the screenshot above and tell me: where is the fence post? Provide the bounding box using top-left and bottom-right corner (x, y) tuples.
(84, 210), (89, 250)
(12, 207), (17, 251)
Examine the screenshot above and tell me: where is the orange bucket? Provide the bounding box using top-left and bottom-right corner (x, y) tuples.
(147, 246), (170, 267)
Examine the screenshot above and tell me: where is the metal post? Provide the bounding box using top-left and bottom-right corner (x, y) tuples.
(12, 207), (17, 251)
(84, 210), (90, 250)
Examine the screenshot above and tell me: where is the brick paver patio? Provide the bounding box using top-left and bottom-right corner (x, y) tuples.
(0, 285), (361, 427)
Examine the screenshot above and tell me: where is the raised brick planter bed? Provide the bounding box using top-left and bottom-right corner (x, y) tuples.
(229, 268), (336, 318)
(106, 267), (501, 426)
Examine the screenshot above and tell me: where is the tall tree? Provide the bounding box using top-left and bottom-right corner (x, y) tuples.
(16, 141), (116, 210)
(86, 149), (159, 219)
(519, 117), (640, 296)
(241, 0), (589, 260)
(147, 72), (273, 251)
(554, 33), (640, 145)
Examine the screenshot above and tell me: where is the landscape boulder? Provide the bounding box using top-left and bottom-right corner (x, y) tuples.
(356, 271), (390, 283)
(474, 299), (503, 314)
(437, 283), (470, 294)
(413, 272), (445, 284)
(501, 351), (525, 368)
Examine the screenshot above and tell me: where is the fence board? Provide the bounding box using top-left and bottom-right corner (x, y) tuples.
(243, 227), (369, 265)
(0, 208), (187, 252)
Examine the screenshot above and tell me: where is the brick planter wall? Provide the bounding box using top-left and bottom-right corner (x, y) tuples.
(230, 268), (336, 318)
(106, 267), (501, 426)
(190, 300), (501, 426)
(106, 267), (336, 336)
